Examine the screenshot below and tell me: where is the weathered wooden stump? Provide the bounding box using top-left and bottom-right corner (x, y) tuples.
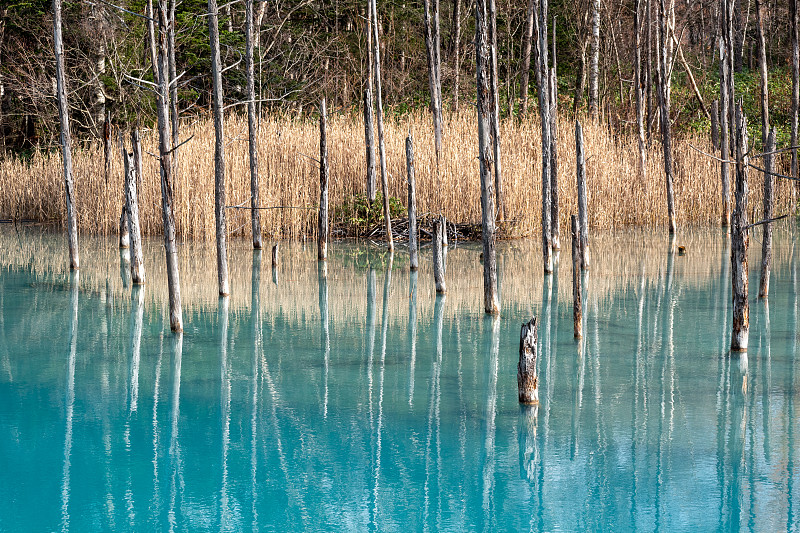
(433, 217), (446, 294)
(119, 207), (130, 249)
(406, 134), (418, 271)
(271, 243), (278, 268)
(731, 103), (750, 352)
(571, 215), (582, 338)
(517, 317), (539, 404)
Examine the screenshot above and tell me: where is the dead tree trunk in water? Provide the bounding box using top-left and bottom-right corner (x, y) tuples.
(731, 103), (749, 352)
(245, 0), (262, 249)
(475, 0), (500, 315)
(576, 120), (589, 270)
(433, 217), (446, 293)
(209, 0), (229, 296)
(155, 0), (182, 332)
(759, 127), (775, 298)
(792, 0), (799, 184)
(489, 0), (504, 221)
(519, 0), (535, 116)
(719, 37), (731, 226)
(370, 0), (394, 251)
(318, 99), (329, 261)
(121, 137), (145, 285)
(364, 6), (377, 202)
(53, 0), (79, 270)
(549, 64), (559, 250)
(571, 215), (582, 338)
(656, 0), (676, 235)
(537, 0), (553, 273)
(406, 135), (418, 271)
(517, 317), (539, 404)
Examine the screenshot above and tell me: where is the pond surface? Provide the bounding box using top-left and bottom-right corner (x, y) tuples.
(1, 225), (799, 532)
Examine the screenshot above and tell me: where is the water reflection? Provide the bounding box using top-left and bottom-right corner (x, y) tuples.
(168, 332), (183, 533)
(250, 250), (262, 530)
(408, 270), (418, 408)
(481, 314), (499, 531)
(59, 271), (79, 533)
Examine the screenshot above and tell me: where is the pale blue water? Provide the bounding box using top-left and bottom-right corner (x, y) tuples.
(1, 225), (799, 532)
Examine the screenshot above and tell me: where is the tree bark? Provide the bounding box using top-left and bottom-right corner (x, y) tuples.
(519, 0), (536, 116)
(588, 0), (600, 117)
(489, 0), (504, 221)
(517, 317), (538, 404)
(792, 0), (799, 183)
(369, 0), (393, 251)
(245, 0), (262, 249)
(318, 98), (329, 261)
(53, 0), (79, 270)
(656, 0), (676, 235)
(433, 217), (446, 293)
(549, 63), (559, 249)
(147, 0), (159, 85)
(634, 0), (647, 181)
(537, 0), (553, 273)
(121, 137), (145, 285)
(423, 0), (443, 157)
(475, 0), (500, 315)
(576, 120), (589, 270)
(168, 0), (179, 156)
(719, 36), (731, 226)
(365, 5), (377, 202)
(155, 0), (182, 332)
(759, 127), (775, 298)
(406, 134), (418, 271)
(209, 0), (229, 296)
(711, 99), (720, 150)
(451, 0), (461, 110)
(571, 215), (582, 338)
(731, 103), (749, 352)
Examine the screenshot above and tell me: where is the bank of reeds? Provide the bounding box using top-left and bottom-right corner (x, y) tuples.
(0, 110), (795, 239)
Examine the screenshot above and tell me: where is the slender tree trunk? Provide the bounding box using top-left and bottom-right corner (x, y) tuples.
(489, 0), (504, 221)
(53, 0), (79, 270)
(92, 43), (107, 138)
(537, 0), (553, 273)
(451, 0), (461, 110)
(318, 98), (329, 261)
(720, 22), (731, 227)
(759, 128), (775, 298)
(646, 0), (653, 140)
(711, 99), (720, 149)
(519, 0), (535, 116)
(423, 0), (443, 157)
(549, 21), (559, 250)
(370, 0), (393, 251)
(209, 0), (229, 296)
(573, 35), (587, 114)
(576, 120), (589, 270)
(0, 9), (6, 158)
(434, 0), (443, 125)
(147, 0), (159, 85)
(155, 0), (182, 332)
(407, 135), (418, 271)
(657, 0), (676, 235)
(571, 215), (582, 338)
(168, 0), (178, 155)
(476, 0), (500, 315)
(121, 137), (145, 285)
(755, 0), (769, 150)
(245, 0), (262, 249)
(792, 0), (799, 182)
(588, 0), (600, 117)
(634, 0), (647, 181)
(365, 0), (376, 202)
(731, 103), (749, 351)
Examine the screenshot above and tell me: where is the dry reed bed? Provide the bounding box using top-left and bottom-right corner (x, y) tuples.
(2, 226), (793, 328)
(1, 111), (795, 239)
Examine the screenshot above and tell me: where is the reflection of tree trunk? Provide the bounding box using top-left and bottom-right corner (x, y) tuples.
(167, 332), (183, 530)
(219, 296), (231, 528)
(481, 315), (499, 530)
(408, 270), (418, 407)
(250, 250), (262, 529)
(318, 260), (330, 417)
(424, 291), (444, 529)
(59, 271), (79, 531)
(129, 287), (144, 413)
(150, 332), (165, 520)
(373, 252), (392, 529)
(787, 255), (797, 530)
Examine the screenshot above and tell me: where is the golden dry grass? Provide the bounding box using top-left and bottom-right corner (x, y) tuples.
(0, 110), (795, 239)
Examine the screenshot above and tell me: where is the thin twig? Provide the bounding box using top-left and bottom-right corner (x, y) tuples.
(88, 0), (155, 21)
(225, 205), (317, 210)
(298, 153), (320, 164)
(745, 214), (789, 230)
(748, 162), (800, 181)
(688, 143), (735, 163)
(750, 145), (800, 159)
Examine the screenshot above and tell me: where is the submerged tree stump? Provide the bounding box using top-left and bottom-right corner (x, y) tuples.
(731, 103), (750, 352)
(518, 317), (539, 404)
(433, 217), (446, 294)
(121, 143), (145, 285)
(571, 215), (582, 338)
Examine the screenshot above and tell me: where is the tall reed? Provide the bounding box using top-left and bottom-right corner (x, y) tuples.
(0, 110), (794, 239)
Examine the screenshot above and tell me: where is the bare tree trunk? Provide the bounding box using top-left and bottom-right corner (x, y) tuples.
(576, 120), (589, 270)
(656, 0), (676, 235)
(517, 317), (538, 403)
(147, 0), (159, 85)
(370, 0), (393, 251)
(792, 0), (799, 183)
(519, 0), (535, 116)
(364, 6), (377, 202)
(537, 0), (553, 273)
(433, 217), (446, 293)
(489, 0), (504, 221)
(549, 22), (559, 250)
(168, 0), (178, 155)
(755, 0), (769, 152)
(588, 0), (600, 117)
(0, 9), (6, 158)
(121, 137), (145, 285)
(155, 0), (182, 332)
(634, 0), (647, 181)
(720, 23), (732, 227)
(571, 215), (582, 338)
(573, 35), (588, 114)
(759, 127), (775, 298)
(92, 43), (107, 138)
(245, 0), (262, 249)
(423, 0), (443, 157)
(406, 135), (418, 271)
(731, 103), (749, 352)
(451, 0), (461, 110)
(318, 98), (329, 261)
(53, 0), (79, 270)
(646, 0), (653, 140)
(208, 0), (229, 296)
(711, 99), (720, 149)
(476, 0), (500, 315)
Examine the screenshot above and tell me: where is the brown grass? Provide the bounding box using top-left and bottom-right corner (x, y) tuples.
(0, 110), (795, 239)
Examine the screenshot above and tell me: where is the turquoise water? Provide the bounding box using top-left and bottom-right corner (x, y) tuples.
(1, 226), (799, 532)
